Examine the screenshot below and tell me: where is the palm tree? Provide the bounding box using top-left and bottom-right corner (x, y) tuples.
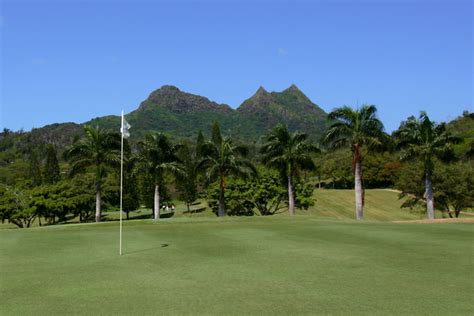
(136, 133), (181, 220)
(323, 105), (385, 220)
(394, 112), (456, 219)
(175, 131), (209, 214)
(260, 124), (318, 215)
(64, 126), (120, 222)
(176, 142), (200, 214)
(200, 123), (256, 217)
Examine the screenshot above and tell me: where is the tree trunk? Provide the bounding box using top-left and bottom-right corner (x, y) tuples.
(11, 219), (23, 228)
(95, 185), (101, 222)
(218, 174), (225, 217)
(154, 184), (160, 220)
(455, 208), (461, 218)
(425, 171), (434, 220)
(126, 211), (129, 220)
(186, 202), (191, 215)
(288, 174), (295, 216)
(354, 159), (363, 220)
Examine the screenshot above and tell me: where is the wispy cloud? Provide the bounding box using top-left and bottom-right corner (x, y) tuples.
(278, 48), (288, 56)
(31, 58), (47, 65)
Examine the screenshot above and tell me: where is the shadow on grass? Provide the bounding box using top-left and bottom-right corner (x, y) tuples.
(124, 243), (170, 255)
(182, 206), (207, 215)
(105, 211), (175, 222)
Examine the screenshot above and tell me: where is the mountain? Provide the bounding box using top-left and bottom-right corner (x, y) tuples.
(87, 84), (328, 142)
(1, 85), (329, 156)
(129, 85), (236, 139)
(29, 123), (83, 148)
(235, 84), (327, 140)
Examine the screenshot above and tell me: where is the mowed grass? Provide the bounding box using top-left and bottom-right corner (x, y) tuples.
(104, 189), (436, 222)
(308, 189), (430, 221)
(1, 217), (473, 315)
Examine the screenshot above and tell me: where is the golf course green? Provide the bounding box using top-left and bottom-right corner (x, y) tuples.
(1, 217), (472, 315)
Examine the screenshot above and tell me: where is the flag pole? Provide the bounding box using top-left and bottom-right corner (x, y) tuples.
(120, 110), (124, 255)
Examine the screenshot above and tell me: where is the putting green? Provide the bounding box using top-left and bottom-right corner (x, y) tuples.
(1, 217), (472, 315)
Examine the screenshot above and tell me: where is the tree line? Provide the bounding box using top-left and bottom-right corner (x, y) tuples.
(0, 107), (472, 227)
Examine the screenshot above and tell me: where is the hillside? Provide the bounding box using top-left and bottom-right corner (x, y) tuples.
(447, 112), (474, 158)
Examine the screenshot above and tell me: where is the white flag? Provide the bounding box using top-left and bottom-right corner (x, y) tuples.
(121, 116), (131, 139)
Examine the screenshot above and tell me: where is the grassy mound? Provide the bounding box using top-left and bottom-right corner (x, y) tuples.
(308, 189), (428, 220)
(1, 218), (472, 315)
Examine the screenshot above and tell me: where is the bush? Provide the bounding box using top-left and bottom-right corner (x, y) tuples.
(207, 170), (314, 216)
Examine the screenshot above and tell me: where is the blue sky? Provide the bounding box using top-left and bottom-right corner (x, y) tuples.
(1, 0), (472, 133)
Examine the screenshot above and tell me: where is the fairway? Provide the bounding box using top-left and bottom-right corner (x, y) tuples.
(1, 218), (473, 315)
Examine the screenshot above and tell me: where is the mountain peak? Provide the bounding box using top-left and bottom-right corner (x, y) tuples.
(237, 83), (327, 140)
(284, 84), (301, 93)
(138, 85), (232, 114)
(155, 85), (181, 94)
(247, 86), (273, 105)
(255, 86), (269, 96)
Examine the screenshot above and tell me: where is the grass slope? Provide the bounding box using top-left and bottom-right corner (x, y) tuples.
(134, 189), (433, 221)
(308, 189), (428, 221)
(1, 218), (472, 315)
(105, 189), (432, 221)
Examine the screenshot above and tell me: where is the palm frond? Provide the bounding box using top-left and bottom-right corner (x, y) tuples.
(324, 105), (385, 155)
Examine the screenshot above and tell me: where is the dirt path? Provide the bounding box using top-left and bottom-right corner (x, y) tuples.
(382, 188), (402, 193)
(393, 218), (474, 224)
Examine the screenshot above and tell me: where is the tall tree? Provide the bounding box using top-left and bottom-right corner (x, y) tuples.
(64, 126), (120, 222)
(136, 133), (181, 220)
(200, 122), (256, 217)
(28, 149), (42, 186)
(395, 112), (457, 219)
(211, 122), (222, 146)
(196, 130), (205, 155)
(122, 139), (140, 220)
(260, 124), (318, 215)
(176, 140), (200, 214)
(44, 144), (60, 184)
(323, 105), (385, 220)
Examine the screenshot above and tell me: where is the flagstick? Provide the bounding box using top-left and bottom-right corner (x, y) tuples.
(120, 110), (124, 256)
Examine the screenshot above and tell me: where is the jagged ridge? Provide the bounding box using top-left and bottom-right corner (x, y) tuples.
(44, 84), (328, 143)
